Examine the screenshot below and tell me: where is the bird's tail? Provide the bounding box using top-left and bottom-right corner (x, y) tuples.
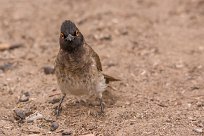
(103, 74), (120, 84)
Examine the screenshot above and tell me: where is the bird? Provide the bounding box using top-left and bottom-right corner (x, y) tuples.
(54, 20), (119, 115)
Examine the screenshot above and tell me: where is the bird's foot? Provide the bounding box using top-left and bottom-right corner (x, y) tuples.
(55, 105), (62, 116)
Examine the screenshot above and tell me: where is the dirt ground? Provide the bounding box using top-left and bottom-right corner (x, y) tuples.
(0, 0), (204, 135)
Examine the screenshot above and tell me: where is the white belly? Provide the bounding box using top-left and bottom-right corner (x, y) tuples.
(56, 74), (106, 97)
(58, 80), (90, 96)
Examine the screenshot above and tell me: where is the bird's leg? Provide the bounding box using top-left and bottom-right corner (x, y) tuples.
(56, 94), (66, 116)
(98, 93), (105, 113)
(99, 97), (105, 113)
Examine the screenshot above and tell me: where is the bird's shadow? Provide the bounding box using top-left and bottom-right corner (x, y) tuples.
(59, 89), (118, 116)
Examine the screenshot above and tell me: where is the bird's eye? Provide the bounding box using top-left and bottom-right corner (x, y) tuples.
(60, 33), (64, 39)
(75, 30), (79, 36)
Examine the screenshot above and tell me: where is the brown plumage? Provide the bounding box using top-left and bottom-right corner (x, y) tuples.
(54, 20), (119, 115)
(89, 46), (120, 83)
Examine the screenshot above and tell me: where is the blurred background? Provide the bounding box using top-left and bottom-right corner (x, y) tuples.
(0, 0), (204, 135)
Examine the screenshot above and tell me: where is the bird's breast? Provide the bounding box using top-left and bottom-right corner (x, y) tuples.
(55, 52), (106, 96)
(55, 66), (95, 96)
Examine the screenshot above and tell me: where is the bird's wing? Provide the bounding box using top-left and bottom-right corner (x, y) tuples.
(103, 74), (120, 84)
(87, 44), (120, 83)
(87, 44), (103, 71)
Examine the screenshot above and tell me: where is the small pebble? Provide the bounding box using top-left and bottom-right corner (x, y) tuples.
(19, 92), (30, 102)
(193, 127), (203, 133)
(197, 102), (204, 107)
(44, 117), (53, 122)
(14, 109), (26, 120)
(100, 34), (112, 41)
(81, 134), (95, 136)
(14, 108), (33, 121)
(26, 111), (43, 123)
(50, 122), (59, 131)
(125, 101), (131, 105)
(94, 34), (112, 41)
(62, 130), (72, 136)
(49, 98), (61, 104)
(191, 86), (200, 90)
(106, 62), (117, 68)
(43, 66), (54, 75)
(0, 63), (13, 71)
(158, 102), (168, 107)
(0, 43), (23, 51)
(19, 94), (29, 102)
(119, 28), (128, 35)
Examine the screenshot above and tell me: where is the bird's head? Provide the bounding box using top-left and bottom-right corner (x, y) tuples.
(59, 20), (84, 53)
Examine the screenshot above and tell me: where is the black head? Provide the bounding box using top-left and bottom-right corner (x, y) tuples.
(59, 20), (84, 52)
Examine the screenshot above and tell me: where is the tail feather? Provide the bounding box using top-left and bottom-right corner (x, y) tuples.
(103, 74), (120, 84)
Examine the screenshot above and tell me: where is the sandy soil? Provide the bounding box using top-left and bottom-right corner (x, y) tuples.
(0, 0), (204, 135)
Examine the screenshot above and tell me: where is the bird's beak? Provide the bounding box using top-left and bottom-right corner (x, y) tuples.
(66, 34), (75, 41)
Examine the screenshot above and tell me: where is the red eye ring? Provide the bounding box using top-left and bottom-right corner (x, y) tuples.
(60, 33), (64, 38)
(76, 31), (79, 36)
